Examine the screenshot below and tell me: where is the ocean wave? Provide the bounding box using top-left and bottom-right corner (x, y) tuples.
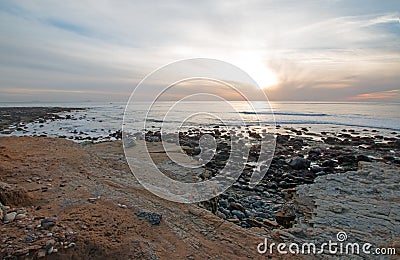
(239, 111), (329, 116)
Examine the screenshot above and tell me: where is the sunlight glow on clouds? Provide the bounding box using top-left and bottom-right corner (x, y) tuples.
(0, 0), (399, 102)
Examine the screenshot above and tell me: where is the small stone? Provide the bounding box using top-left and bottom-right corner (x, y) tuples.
(288, 157), (310, 170)
(227, 218), (240, 223)
(88, 197), (97, 203)
(4, 212), (17, 222)
(229, 202), (246, 213)
(46, 239), (55, 250)
(41, 218), (56, 229)
(48, 246), (54, 255)
(15, 213), (27, 220)
(263, 219), (279, 227)
(118, 203), (127, 209)
(68, 242), (76, 248)
(216, 211), (226, 219)
(274, 204), (296, 228)
(25, 235), (35, 242)
(231, 210), (245, 220)
(219, 199), (228, 208)
(357, 154), (372, 162)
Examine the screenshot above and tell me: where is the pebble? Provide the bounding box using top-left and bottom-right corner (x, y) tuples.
(68, 242), (76, 248)
(227, 218), (240, 224)
(231, 210), (245, 220)
(288, 156), (310, 170)
(15, 213), (27, 220)
(118, 203), (127, 209)
(4, 212), (17, 222)
(41, 218), (56, 229)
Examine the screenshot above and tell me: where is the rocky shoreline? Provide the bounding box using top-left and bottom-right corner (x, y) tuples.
(142, 126), (399, 231)
(0, 107), (399, 258)
(0, 107), (85, 133)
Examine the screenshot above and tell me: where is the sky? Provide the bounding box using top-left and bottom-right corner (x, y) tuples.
(0, 0), (399, 102)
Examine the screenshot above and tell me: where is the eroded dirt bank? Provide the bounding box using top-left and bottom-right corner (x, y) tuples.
(0, 137), (276, 259)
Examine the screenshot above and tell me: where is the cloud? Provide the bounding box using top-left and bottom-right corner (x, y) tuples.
(0, 0), (399, 102)
(347, 89), (400, 102)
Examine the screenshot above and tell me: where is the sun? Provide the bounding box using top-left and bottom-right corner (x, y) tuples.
(232, 55), (278, 89)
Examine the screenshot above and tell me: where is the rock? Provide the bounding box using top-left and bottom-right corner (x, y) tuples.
(219, 199), (228, 208)
(4, 211), (17, 222)
(15, 213), (27, 220)
(246, 218), (264, 227)
(48, 246), (54, 255)
(263, 219), (279, 227)
(88, 197), (97, 203)
(219, 207), (230, 218)
(274, 204), (296, 228)
(227, 218), (240, 224)
(278, 180), (288, 188)
(41, 218), (56, 229)
(118, 203), (127, 209)
(231, 210), (245, 220)
(216, 211), (226, 219)
(323, 136), (341, 145)
(310, 164), (323, 173)
(46, 239), (56, 250)
(229, 202), (246, 213)
(321, 159), (337, 168)
(136, 211), (162, 225)
(357, 154), (372, 162)
(25, 235), (35, 242)
(68, 242), (76, 248)
(383, 155), (395, 161)
(337, 155), (356, 165)
(288, 157), (310, 170)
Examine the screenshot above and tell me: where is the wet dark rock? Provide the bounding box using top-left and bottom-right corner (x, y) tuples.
(337, 154), (357, 165)
(321, 159), (337, 168)
(308, 148), (321, 157)
(229, 202), (246, 213)
(278, 180), (288, 188)
(231, 210), (245, 220)
(357, 154), (372, 162)
(136, 211), (162, 225)
(383, 155), (395, 161)
(310, 164), (323, 173)
(219, 199), (228, 208)
(323, 136), (341, 145)
(288, 157), (310, 170)
(41, 218), (56, 229)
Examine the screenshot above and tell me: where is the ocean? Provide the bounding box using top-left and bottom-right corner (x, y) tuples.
(1, 101), (399, 141)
